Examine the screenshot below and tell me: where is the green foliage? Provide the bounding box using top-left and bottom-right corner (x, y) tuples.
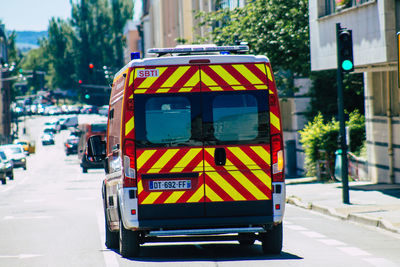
(299, 110), (365, 177)
(195, 0), (310, 95)
(19, 0), (133, 97)
(307, 70), (364, 121)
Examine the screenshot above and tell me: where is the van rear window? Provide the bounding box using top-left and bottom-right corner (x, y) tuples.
(91, 123), (107, 132)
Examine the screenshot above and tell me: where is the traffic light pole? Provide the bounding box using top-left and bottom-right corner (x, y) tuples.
(336, 23), (350, 204)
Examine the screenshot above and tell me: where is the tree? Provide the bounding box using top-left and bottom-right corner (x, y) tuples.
(196, 0), (310, 80)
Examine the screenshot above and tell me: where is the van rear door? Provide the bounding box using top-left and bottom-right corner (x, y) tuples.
(133, 66), (205, 221)
(200, 63), (273, 218)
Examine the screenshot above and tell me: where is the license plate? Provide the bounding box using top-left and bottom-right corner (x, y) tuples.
(149, 180), (191, 190)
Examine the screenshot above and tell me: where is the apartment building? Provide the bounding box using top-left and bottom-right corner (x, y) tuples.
(310, 0), (400, 183)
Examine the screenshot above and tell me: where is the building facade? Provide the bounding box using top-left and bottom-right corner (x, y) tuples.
(310, 0), (400, 183)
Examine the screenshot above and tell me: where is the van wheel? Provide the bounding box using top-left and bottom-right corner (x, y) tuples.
(260, 223), (283, 255)
(23, 165), (27, 170)
(82, 168), (88, 173)
(119, 218), (140, 258)
(238, 233), (255, 246)
(1, 177), (6, 185)
(105, 215), (119, 249)
(9, 172), (14, 180)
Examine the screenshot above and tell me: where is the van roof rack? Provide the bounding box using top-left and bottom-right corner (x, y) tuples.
(147, 45), (249, 57)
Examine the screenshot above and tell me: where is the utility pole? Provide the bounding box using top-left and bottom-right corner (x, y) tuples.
(336, 23), (354, 204)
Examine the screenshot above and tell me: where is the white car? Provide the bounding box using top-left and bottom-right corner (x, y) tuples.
(0, 144), (27, 170)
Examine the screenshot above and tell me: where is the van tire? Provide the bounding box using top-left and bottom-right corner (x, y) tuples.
(261, 223), (283, 255)
(105, 217), (119, 249)
(119, 218), (140, 258)
(1, 177), (6, 185)
(82, 168), (88, 173)
(9, 172), (14, 180)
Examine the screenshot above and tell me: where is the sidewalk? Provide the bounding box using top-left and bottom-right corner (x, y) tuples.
(286, 178), (400, 234)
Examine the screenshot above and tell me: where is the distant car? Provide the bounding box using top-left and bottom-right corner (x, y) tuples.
(41, 133), (55, 146)
(0, 158), (7, 185)
(98, 105), (109, 116)
(64, 135), (80, 155)
(13, 139), (35, 155)
(0, 144), (27, 170)
(0, 150), (14, 180)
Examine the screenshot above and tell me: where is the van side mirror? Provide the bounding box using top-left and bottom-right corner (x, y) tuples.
(86, 135), (106, 162)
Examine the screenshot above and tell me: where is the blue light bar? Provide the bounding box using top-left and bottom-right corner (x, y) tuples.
(147, 45), (249, 55)
(131, 52), (141, 60)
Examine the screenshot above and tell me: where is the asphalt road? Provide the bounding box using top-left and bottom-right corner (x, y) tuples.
(0, 115), (399, 267)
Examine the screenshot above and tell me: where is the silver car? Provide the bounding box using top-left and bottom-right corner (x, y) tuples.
(0, 144), (27, 170)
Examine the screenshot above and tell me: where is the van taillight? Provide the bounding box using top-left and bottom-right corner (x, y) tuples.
(271, 134), (284, 182)
(123, 140), (136, 188)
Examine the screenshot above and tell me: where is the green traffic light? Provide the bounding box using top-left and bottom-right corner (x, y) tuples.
(342, 60), (353, 71)
(85, 94), (90, 99)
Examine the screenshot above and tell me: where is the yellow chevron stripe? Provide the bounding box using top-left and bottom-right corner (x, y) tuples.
(250, 146), (271, 165)
(208, 86), (224, 91)
(207, 171), (245, 201)
(137, 179), (144, 193)
(161, 66), (190, 88)
(233, 64), (263, 84)
(170, 148), (202, 173)
(183, 70), (200, 87)
(205, 184), (223, 202)
(269, 89), (274, 94)
(155, 88), (171, 93)
(204, 148), (215, 172)
(252, 170), (272, 190)
(270, 112), (281, 131)
(147, 149), (180, 173)
(255, 63), (266, 75)
(179, 87), (194, 92)
(266, 66), (273, 81)
(164, 191), (185, 204)
(187, 186), (205, 202)
(129, 71), (134, 86)
(229, 171), (268, 200)
(255, 85), (268, 90)
(200, 70), (219, 86)
(137, 150), (157, 170)
(231, 85), (246, 90)
(142, 192), (162, 204)
(125, 117), (134, 137)
(210, 65), (240, 85)
(136, 67), (167, 88)
(224, 159), (239, 171)
(227, 147), (261, 169)
(134, 89), (147, 94)
(129, 94), (133, 99)
(193, 161), (204, 172)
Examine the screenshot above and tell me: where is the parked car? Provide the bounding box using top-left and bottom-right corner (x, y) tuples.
(13, 139), (35, 155)
(0, 150), (14, 180)
(98, 105), (109, 116)
(64, 135), (80, 155)
(0, 144), (27, 170)
(41, 133), (55, 146)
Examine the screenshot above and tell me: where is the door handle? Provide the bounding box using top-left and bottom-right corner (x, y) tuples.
(214, 147), (226, 166)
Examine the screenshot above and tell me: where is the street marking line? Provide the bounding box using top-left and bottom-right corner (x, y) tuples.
(364, 257), (398, 267)
(96, 209), (119, 267)
(300, 231), (326, 239)
(338, 246), (370, 256)
(285, 224), (308, 231)
(317, 239), (346, 246)
(3, 215), (52, 220)
(0, 254), (42, 259)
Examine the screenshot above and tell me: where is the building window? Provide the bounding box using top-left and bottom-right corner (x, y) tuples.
(319, 0), (374, 17)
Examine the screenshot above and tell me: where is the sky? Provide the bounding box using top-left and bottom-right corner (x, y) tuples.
(0, 0), (141, 32)
(0, 0), (72, 31)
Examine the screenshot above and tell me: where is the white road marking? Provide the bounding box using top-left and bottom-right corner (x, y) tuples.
(317, 238), (346, 246)
(96, 210), (119, 267)
(300, 230), (326, 239)
(3, 215), (52, 220)
(364, 257), (399, 267)
(0, 254), (42, 259)
(285, 224), (308, 231)
(24, 199), (45, 203)
(338, 246), (370, 256)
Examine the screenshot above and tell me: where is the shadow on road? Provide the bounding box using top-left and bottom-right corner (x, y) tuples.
(118, 243), (302, 262)
(349, 183), (400, 199)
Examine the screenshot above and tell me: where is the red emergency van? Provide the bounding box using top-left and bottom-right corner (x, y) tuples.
(87, 45), (285, 257)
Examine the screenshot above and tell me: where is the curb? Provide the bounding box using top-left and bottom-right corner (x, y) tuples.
(286, 196), (400, 234)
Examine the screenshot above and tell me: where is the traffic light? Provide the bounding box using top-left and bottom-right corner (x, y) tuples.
(89, 63), (94, 74)
(338, 29), (354, 73)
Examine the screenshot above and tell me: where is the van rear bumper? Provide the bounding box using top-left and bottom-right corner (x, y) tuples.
(138, 215), (274, 230)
